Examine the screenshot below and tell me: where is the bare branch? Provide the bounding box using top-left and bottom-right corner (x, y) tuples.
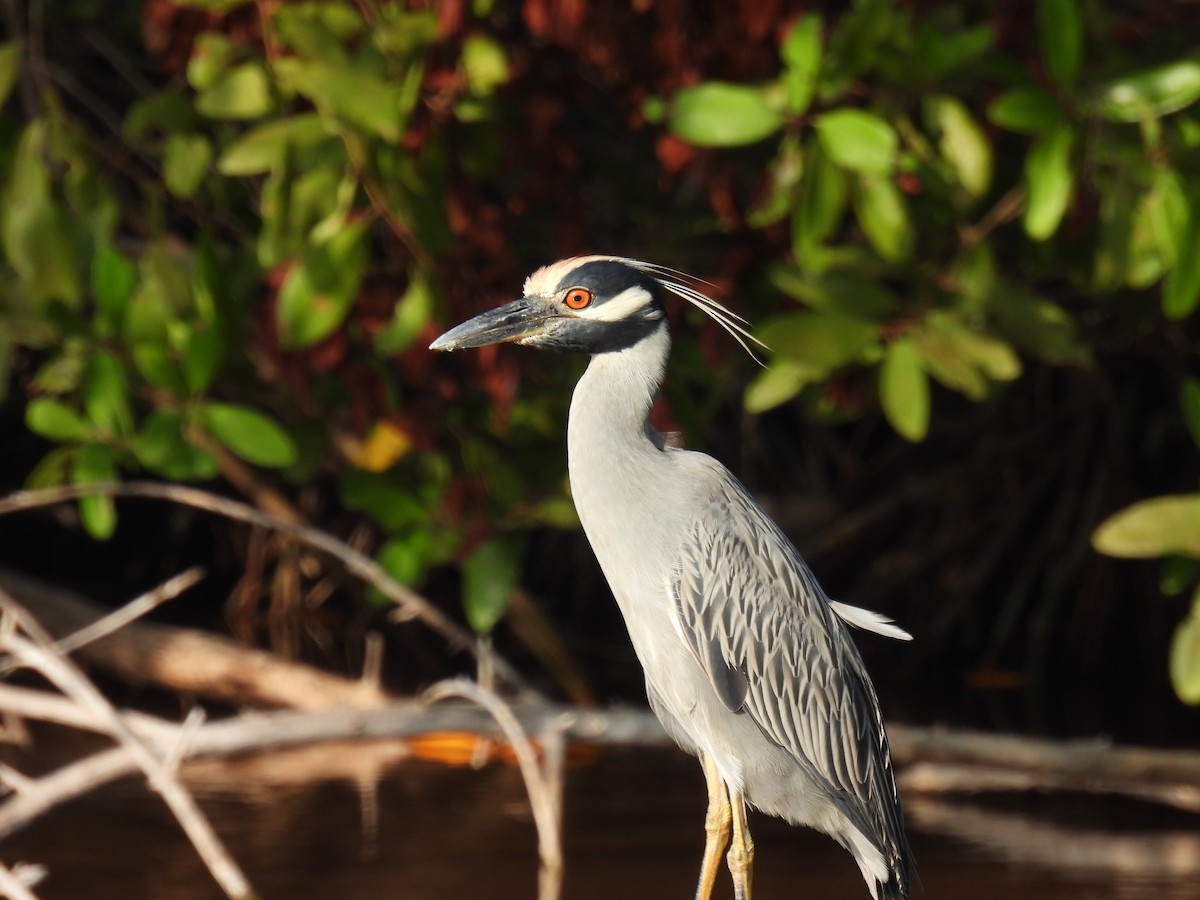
(0, 482), (524, 690)
(0, 593), (257, 900)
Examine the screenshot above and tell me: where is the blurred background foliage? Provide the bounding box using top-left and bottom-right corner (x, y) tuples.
(0, 0), (1198, 735)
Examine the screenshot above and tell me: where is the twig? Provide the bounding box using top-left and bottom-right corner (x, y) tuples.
(424, 678), (566, 900)
(0, 594), (257, 900)
(55, 567), (205, 655)
(0, 482), (524, 689)
(0, 861), (43, 900)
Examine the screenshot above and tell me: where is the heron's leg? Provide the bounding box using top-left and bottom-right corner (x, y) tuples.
(694, 752), (731, 900)
(727, 791), (754, 900)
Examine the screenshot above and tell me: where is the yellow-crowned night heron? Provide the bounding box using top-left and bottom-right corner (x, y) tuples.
(431, 256), (913, 899)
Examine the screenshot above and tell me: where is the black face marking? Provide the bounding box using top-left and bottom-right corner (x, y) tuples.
(528, 259), (667, 355)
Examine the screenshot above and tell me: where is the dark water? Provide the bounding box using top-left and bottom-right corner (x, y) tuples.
(8, 741), (1200, 899)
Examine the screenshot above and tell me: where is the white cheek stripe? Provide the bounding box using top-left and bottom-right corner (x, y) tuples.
(576, 285), (653, 322)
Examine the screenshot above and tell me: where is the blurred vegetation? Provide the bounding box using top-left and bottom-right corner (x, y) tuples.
(0, 1), (1197, 721)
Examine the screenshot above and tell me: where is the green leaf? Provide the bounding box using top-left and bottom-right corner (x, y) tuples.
(987, 87), (1061, 134)
(217, 113), (330, 176)
(1023, 125), (1074, 241)
(668, 82), (785, 147)
(792, 142), (847, 263)
(83, 351), (134, 436)
(133, 410), (218, 481)
(1163, 197), (1200, 319)
(376, 534), (434, 589)
(375, 269), (436, 355)
(911, 311), (1020, 400)
(276, 220), (368, 348)
(91, 245), (138, 333)
(1099, 60), (1200, 123)
(462, 34), (509, 97)
(880, 339), (929, 442)
(744, 360), (809, 413)
(340, 469), (426, 532)
(759, 312), (879, 376)
(183, 325), (223, 394)
(1170, 604), (1200, 705)
(0, 40), (20, 109)
(780, 14), (823, 116)
(74, 442), (117, 540)
(1092, 494), (1200, 559)
(854, 175), (912, 262)
(26, 398), (88, 441)
(195, 62), (273, 120)
(199, 402), (298, 468)
(928, 96), (992, 199)
(462, 535), (523, 635)
(1181, 378), (1200, 449)
(814, 108), (897, 176)
(1037, 0), (1082, 87)
(163, 133), (213, 198)
(273, 59), (405, 142)
(25, 446), (75, 489)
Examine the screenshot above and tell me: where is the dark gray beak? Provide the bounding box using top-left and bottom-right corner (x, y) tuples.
(429, 297), (555, 351)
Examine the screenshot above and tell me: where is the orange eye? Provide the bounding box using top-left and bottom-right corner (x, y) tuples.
(564, 287), (593, 310)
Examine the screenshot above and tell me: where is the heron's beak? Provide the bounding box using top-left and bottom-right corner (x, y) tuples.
(429, 297), (555, 351)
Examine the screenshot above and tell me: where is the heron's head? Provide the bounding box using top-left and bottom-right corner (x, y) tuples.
(429, 256), (667, 355)
(430, 255), (762, 357)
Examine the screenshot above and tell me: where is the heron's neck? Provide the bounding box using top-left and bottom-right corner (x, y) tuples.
(569, 323), (670, 448)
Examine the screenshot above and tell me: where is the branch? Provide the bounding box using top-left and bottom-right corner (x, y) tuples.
(0, 593), (256, 899)
(0, 482), (524, 690)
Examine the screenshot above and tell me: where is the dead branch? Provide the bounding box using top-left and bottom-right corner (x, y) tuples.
(0, 482), (523, 689)
(0, 569), (389, 710)
(0, 592), (256, 900)
(0, 861), (44, 900)
(426, 679), (567, 900)
(888, 724), (1200, 802)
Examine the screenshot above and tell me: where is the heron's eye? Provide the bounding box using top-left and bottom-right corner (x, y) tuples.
(564, 287), (593, 310)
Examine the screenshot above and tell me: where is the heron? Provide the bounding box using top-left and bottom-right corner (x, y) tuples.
(431, 256), (913, 899)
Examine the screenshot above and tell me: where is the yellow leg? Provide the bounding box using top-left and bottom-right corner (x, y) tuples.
(727, 792), (754, 900)
(694, 752), (732, 900)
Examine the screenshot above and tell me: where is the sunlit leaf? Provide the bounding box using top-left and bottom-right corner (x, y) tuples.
(854, 174), (912, 261)
(26, 398), (88, 442)
(781, 14), (823, 116)
(760, 312), (879, 376)
(815, 108), (897, 175)
(350, 421), (412, 473)
(376, 534), (434, 590)
(276, 220), (368, 348)
(1037, 0), (1082, 87)
(83, 351), (134, 436)
(1092, 494), (1200, 559)
(462, 34), (509, 97)
(274, 59), (405, 142)
(375, 269), (436, 355)
(1170, 604), (1200, 705)
(1163, 196), (1200, 320)
(987, 87), (1060, 134)
(1023, 125), (1074, 240)
(217, 113), (330, 176)
(928, 95), (992, 198)
(163, 132), (212, 198)
(463, 536), (523, 635)
(792, 142), (847, 263)
(744, 360), (809, 413)
(880, 339), (929, 442)
(1099, 60), (1200, 123)
(668, 82), (784, 147)
(74, 442), (117, 540)
(199, 401), (297, 468)
(92, 245), (138, 334)
(195, 62), (273, 120)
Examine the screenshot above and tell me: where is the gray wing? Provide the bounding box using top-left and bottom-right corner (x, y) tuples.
(671, 461), (908, 869)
